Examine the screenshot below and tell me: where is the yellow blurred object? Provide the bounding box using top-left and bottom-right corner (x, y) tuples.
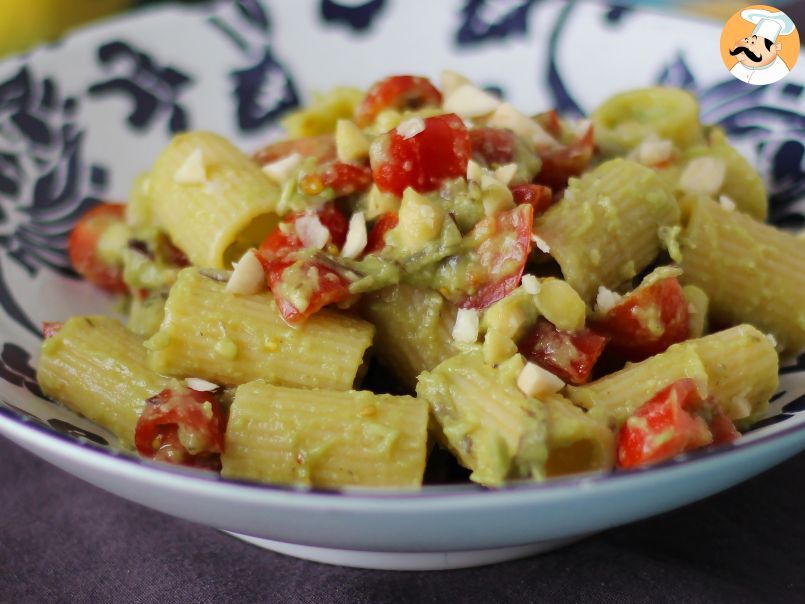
(0, 0), (130, 58)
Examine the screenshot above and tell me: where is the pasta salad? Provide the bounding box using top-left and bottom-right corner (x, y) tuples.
(36, 72), (805, 489)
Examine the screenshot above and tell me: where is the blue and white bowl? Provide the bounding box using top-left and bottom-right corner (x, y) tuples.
(0, 0), (803, 570)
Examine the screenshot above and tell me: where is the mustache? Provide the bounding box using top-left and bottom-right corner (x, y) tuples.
(730, 46), (763, 62)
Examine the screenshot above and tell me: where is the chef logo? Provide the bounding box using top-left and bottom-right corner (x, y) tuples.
(720, 5), (799, 86)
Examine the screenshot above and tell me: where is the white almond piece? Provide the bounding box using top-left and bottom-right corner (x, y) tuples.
(173, 149), (207, 185)
(466, 159), (483, 182)
(225, 249), (266, 295)
(341, 212), (368, 259)
(678, 156), (726, 196)
(531, 234), (551, 253)
(396, 117), (425, 140)
(336, 119), (370, 162)
(595, 286), (622, 314)
(488, 103), (557, 149)
(572, 118), (593, 139)
(440, 69), (471, 97)
(262, 152), (303, 184)
(494, 163), (518, 185)
(452, 308), (479, 343)
(517, 361), (565, 398)
(185, 377), (220, 392)
(521, 274), (541, 295)
(295, 213), (330, 249)
(719, 194), (736, 212)
(636, 135), (673, 166)
(443, 84), (501, 118)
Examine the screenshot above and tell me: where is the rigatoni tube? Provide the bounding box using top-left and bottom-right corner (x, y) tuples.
(37, 316), (176, 448)
(679, 194), (805, 354)
(146, 268), (375, 390)
(534, 159), (679, 304)
(222, 381), (429, 489)
(149, 131), (281, 268)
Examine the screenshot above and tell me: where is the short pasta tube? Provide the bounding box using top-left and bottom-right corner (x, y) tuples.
(534, 158), (679, 303)
(37, 316), (175, 448)
(679, 194), (805, 354)
(221, 381), (429, 489)
(416, 351), (548, 487)
(146, 268), (375, 390)
(543, 394), (615, 477)
(149, 131), (281, 268)
(361, 284), (459, 392)
(684, 324), (778, 422)
(566, 344), (709, 427)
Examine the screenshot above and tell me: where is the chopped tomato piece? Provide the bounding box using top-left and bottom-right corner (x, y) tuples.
(517, 318), (608, 385)
(370, 113), (471, 196)
(510, 183), (554, 216)
(253, 134), (336, 165)
(68, 203), (128, 295)
(257, 254), (352, 324)
(364, 212), (399, 255)
(354, 75), (442, 127)
(260, 203), (349, 257)
(534, 122), (594, 190)
(534, 110), (562, 138)
(469, 127), (517, 166)
(42, 322), (63, 339)
(456, 203), (533, 309)
(134, 387), (226, 470)
(319, 161), (373, 197)
(617, 378), (738, 469)
(592, 277), (690, 362)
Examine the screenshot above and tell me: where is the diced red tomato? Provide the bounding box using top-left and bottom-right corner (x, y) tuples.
(510, 183), (554, 216)
(364, 212), (399, 255)
(592, 277), (690, 362)
(534, 110), (562, 138)
(257, 254), (352, 324)
(457, 203), (533, 310)
(370, 113), (471, 196)
(354, 75), (442, 128)
(469, 127), (517, 166)
(517, 318), (608, 385)
(260, 203), (349, 258)
(68, 203), (128, 295)
(312, 162), (373, 197)
(253, 134), (337, 165)
(134, 387), (226, 470)
(534, 122), (594, 190)
(617, 378), (738, 469)
(42, 322), (63, 339)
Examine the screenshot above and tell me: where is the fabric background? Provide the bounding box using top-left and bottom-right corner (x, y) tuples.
(1, 435), (803, 603)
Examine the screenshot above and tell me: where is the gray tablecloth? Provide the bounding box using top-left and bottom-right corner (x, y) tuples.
(1, 435), (803, 603)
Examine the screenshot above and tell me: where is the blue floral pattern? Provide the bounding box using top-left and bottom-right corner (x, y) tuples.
(457, 0), (540, 45)
(320, 0), (387, 32)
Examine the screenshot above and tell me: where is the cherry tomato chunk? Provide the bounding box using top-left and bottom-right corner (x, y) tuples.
(510, 183), (554, 216)
(319, 162), (373, 197)
(253, 134), (337, 165)
(68, 203), (128, 295)
(135, 387), (226, 470)
(469, 127), (517, 166)
(458, 203), (533, 310)
(260, 203), (349, 258)
(534, 123), (594, 190)
(42, 322), (63, 339)
(518, 318), (608, 385)
(592, 277), (690, 362)
(370, 113), (471, 196)
(617, 378), (738, 469)
(364, 212), (399, 255)
(355, 75), (442, 128)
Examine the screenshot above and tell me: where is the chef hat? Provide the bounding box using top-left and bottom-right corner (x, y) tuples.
(741, 8), (795, 43)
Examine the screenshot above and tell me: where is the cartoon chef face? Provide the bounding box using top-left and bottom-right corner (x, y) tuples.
(730, 34), (781, 68)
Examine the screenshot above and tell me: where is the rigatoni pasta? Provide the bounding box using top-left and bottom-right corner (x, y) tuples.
(146, 268), (374, 390)
(679, 194), (805, 354)
(222, 380), (429, 488)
